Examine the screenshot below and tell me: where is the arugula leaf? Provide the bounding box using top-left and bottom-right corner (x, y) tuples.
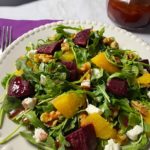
(36, 102), (54, 114)
(54, 25), (81, 39)
(2, 96), (22, 113)
(122, 134), (148, 150)
(144, 123), (150, 133)
(54, 51), (63, 60)
(112, 98), (133, 113)
(25, 111), (45, 129)
(99, 101), (111, 118)
(16, 57), (31, 72)
(63, 117), (78, 133)
(71, 45), (88, 67)
(91, 68), (104, 81)
(1, 73), (14, 89)
(118, 112), (128, 133)
(88, 28), (105, 57)
(57, 133), (70, 150)
(95, 83), (110, 103)
(54, 24), (81, 32)
(20, 131), (55, 150)
(128, 113), (141, 126)
(0, 107), (5, 128)
(50, 119), (68, 137)
(25, 42), (36, 51)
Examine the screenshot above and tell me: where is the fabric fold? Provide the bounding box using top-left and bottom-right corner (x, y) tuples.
(0, 18), (58, 41)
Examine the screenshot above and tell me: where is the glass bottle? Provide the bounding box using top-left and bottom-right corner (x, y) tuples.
(107, 0), (150, 30)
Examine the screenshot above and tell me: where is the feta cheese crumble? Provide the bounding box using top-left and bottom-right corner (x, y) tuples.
(147, 91), (150, 99)
(126, 125), (143, 141)
(40, 74), (47, 85)
(91, 68), (102, 80)
(86, 104), (101, 114)
(104, 139), (120, 150)
(81, 79), (90, 89)
(26, 50), (37, 58)
(22, 97), (37, 110)
(33, 128), (48, 143)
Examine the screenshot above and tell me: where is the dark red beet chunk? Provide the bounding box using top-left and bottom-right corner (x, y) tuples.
(66, 124), (97, 150)
(73, 29), (91, 47)
(61, 61), (78, 81)
(106, 78), (128, 97)
(8, 76), (34, 98)
(139, 59), (150, 73)
(37, 39), (63, 55)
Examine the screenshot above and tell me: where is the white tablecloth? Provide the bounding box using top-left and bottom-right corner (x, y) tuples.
(0, 0), (150, 44)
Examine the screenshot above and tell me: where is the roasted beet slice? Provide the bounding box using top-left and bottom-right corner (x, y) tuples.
(73, 29), (91, 47)
(8, 76), (34, 98)
(66, 124), (97, 150)
(61, 61), (78, 81)
(139, 59), (150, 73)
(106, 78), (128, 97)
(37, 39), (63, 55)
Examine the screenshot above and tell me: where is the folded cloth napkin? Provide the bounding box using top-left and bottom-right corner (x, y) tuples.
(0, 18), (58, 41)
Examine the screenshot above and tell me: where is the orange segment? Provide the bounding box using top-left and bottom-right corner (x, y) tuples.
(137, 73), (150, 87)
(81, 113), (117, 139)
(91, 52), (119, 73)
(52, 91), (86, 118)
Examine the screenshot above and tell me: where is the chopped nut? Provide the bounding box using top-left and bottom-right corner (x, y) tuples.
(40, 111), (61, 127)
(103, 37), (119, 49)
(114, 57), (121, 64)
(22, 117), (30, 124)
(61, 42), (70, 52)
(110, 41), (119, 49)
(71, 33), (76, 39)
(79, 112), (88, 126)
(132, 101), (150, 124)
(127, 53), (135, 60)
(52, 120), (58, 127)
(33, 54), (53, 63)
(103, 37), (114, 45)
(114, 134), (127, 145)
(131, 101), (148, 116)
(80, 62), (91, 73)
(26, 60), (33, 68)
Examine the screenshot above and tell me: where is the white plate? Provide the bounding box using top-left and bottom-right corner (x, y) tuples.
(0, 20), (150, 150)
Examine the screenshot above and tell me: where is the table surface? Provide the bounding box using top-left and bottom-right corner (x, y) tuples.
(0, 0), (150, 44)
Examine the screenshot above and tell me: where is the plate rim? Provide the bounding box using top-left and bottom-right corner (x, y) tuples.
(0, 20), (150, 65)
(0, 20), (150, 149)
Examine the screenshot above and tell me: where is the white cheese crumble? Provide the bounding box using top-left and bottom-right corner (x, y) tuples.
(126, 125), (143, 141)
(33, 128), (48, 143)
(64, 39), (67, 42)
(81, 79), (90, 89)
(91, 68), (102, 79)
(86, 104), (101, 114)
(26, 50), (37, 58)
(147, 91), (150, 99)
(39, 63), (45, 72)
(104, 139), (120, 150)
(40, 74), (47, 85)
(22, 97), (37, 110)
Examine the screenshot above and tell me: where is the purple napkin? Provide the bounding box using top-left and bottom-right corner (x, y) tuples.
(0, 18), (58, 42)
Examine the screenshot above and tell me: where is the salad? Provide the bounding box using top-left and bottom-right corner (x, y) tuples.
(0, 24), (150, 150)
